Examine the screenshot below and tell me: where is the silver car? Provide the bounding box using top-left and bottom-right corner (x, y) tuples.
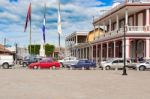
(58, 57), (78, 67)
(135, 61), (150, 71)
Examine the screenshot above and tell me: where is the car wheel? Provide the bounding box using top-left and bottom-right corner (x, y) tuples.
(23, 63), (27, 67)
(60, 63), (64, 68)
(2, 63), (9, 69)
(33, 66), (38, 69)
(52, 66), (56, 70)
(105, 66), (111, 70)
(139, 66), (146, 71)
(82, 67), (85, 70)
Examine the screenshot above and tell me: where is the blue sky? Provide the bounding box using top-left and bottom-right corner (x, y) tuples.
(0, 0), (122, 47)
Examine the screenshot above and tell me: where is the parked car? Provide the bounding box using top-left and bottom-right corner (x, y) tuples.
(101, 59), (131, 70)
(0, 55), (14, 69)
(58, 57), (78, 67)
(22, 56), (42, 67)
(135, 61), (150, 71)
(68, 59), (96, 70)
(28, 59), (60, 69)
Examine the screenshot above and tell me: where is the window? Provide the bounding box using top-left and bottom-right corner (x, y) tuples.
(118, 60), (123, 63)
(79, 60), (85, 63)
(85, 60), (91, 63)
(112, 60), (118, 63)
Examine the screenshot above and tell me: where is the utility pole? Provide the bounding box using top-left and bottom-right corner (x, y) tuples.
(15, 43), (18, 65)
(4, 38), (6, 54)
(122, 25), (127, 75)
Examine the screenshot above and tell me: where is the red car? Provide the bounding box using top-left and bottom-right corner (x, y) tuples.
(28, 59), (60, 69)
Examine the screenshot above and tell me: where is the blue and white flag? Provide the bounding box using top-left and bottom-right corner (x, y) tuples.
(42, 4), (46, 43)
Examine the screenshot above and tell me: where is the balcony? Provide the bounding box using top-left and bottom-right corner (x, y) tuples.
(128, 0), (150, 3)
(127, 26), (150, 33)
(95, 26), (150, 41)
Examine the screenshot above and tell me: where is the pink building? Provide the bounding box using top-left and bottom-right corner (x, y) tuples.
(66, 0), (150, 63)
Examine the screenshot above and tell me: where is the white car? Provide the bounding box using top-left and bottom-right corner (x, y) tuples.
(58, 57), (78, 67)
(0, 55), (14, 69)
(101, 59), (130, 70)
(135, 61), (150, 71)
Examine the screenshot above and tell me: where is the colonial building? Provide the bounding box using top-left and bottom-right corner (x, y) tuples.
(65, 28), (104, 61)
(65, 31), (88, 57)
(92, 0), (150, 63)
(66, 0), (150, 64)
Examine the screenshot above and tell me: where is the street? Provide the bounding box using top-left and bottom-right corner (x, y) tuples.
(0, 66), (150, 99)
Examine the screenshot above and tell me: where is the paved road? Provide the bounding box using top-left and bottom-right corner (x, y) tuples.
(0, 67), (150, 99)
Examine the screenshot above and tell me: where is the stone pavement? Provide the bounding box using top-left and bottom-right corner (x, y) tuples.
(0, 68), (149, 99)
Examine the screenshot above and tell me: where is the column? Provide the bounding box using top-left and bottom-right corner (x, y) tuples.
(96, 44), (98, 64)
(146, 38), (150, 59)
(86, 47), (88, 59)
(122, 39), (124, 58)
(101, 43), (103, 61)
(125, 9), (128, 26)
(114, 41), (116, 58)
(109, 19), (112, 32)
(107, 42), (109, 59)
(83, 48), (85, 59)
(116, 15), (119, 31)
(91, 46), (93, 62)
(126, 39), (130, 59)
(80, 48), (82, 59)
(146, 8), (150, 26)
(76, 35), (78, 45)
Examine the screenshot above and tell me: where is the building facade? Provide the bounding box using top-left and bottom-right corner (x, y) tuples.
(92, 0), (150, 63)
(66, 0), (150, 64)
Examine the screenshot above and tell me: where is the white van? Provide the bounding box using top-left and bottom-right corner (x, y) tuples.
(0, 55), (14, 69)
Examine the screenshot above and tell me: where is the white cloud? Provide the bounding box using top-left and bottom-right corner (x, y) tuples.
(0, 0), (112, 47)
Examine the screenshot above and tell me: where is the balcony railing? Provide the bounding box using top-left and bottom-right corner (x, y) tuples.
(128, 0), (150, 3)
(95, 26), (150, 41)
(127, 26), (150, 32)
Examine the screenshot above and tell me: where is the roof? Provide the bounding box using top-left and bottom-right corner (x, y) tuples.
(94, 1), (150, 25)
(0, 44), (12, 53)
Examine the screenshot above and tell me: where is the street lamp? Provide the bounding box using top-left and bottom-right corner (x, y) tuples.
(122, 25), (127, 75)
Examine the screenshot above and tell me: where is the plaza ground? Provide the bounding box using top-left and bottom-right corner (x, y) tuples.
(0, 67), (150, 99)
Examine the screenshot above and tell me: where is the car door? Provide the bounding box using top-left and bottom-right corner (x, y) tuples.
(77, 60), (84, 68)
(118, 60), (124, 68)
(47, 60), (53, 68)
(145, 61), (150, 68)
(39, 60), (48, 68)
(112, 60), (118, 68)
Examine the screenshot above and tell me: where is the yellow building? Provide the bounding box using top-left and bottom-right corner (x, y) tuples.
(87, 28), (104, 42)
(65, 28), (104, 61)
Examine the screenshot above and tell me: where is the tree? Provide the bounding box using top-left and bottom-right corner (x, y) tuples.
(28, 44), (40, 55)
(45, 44), (55, 57)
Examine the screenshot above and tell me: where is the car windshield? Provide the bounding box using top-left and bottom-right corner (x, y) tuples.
(106, 60), (114, 63)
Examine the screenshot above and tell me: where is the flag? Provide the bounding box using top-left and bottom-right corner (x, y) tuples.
(9, 0), (18, 3)
(57, 1), (62, 35)
(24, 3), (31, 32)
(42, 4), (46, 43)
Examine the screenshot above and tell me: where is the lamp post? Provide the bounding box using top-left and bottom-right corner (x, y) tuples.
(122, 25), (127, 75)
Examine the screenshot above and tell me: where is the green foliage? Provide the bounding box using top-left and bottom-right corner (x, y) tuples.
(28, 44), (55, 56)
(45, 44), (55, 57)
(28, 44), (40, 55)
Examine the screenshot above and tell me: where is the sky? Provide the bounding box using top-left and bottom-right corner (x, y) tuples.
(0, 0), (124, 48)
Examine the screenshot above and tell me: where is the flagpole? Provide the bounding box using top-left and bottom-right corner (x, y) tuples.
(58, 0), (61, 55)
(30, 3), (32, 54)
